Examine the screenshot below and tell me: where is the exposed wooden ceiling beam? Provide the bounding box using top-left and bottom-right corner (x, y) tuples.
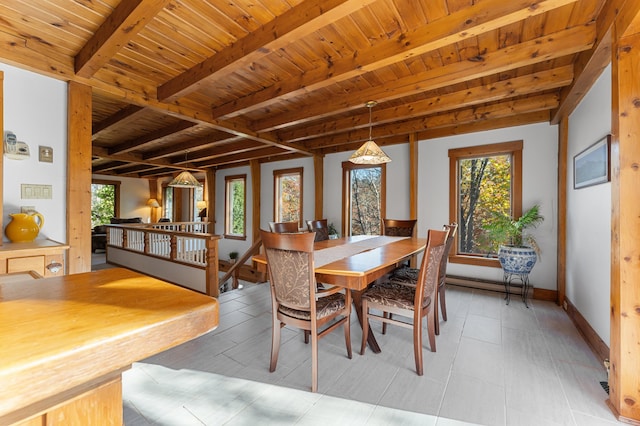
(180, 140), (266, 163)
(551, 0), (630, 123)
(194, 147), (290, 168)
(417, 110), (551, 141)
(75, 0), (171, 78)
(157, 0), (378, 101)
(303, 94), (559, 149)
(252, 25), (594, 131)
(109, 121), (197, 155)
(211, 0), (579, 119)
(0, 24), (313, 157)
(143, 132), (241, 160)
(92, 146), (202, 171)
(92, 105), (145, 136)
(277, 66), (573, 142)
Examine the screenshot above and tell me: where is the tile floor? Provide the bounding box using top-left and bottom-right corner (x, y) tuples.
(117, 271), (618, 426)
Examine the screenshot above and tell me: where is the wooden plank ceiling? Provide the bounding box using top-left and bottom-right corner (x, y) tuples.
(0, 0), (608, 178)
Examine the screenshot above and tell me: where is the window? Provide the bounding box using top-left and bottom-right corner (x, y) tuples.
(163, 185), (174, 221)
(448, 141), (522, 267)
(273, 168), (303, 226)
(225, 175), (246, 239)
(193, 182), (205, 221)
(91, 180), (120, 227)
(342, 162), (386, 236)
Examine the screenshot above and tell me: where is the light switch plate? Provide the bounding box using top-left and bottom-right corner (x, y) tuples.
(39, 146), (53, 163)
(21, 184), (53, 199)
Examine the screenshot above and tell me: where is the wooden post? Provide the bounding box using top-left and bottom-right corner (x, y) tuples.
(314, 155), (324, 220)
(557, 117), (568, 306)
(67, 81), (92, 274)
(205, 237), (219, 297)
(206, 168), (216, 227)
(251, 160), (261, 242)
(609, 12), (640, 422)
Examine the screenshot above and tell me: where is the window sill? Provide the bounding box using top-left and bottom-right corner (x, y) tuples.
(449, 255), (501, 268)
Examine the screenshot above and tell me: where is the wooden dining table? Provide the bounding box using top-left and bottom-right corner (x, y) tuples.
(253, 235), (427, 353)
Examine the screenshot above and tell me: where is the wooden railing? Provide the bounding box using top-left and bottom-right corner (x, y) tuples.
(105, 222), (221, 296)
(219, 237), (263, 291)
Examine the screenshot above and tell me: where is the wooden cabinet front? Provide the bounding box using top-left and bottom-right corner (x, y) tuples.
(0, 240), (68, 277)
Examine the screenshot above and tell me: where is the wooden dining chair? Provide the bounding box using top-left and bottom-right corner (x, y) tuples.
(306, 219), (329, 241)
(383, 219), (418, 268)
(261, 230), (352, 392)
(387, 223), (458, 335)
(268, 221), (300, 233)
(382, 218), (417, 237)
(360, 228), (448, 376)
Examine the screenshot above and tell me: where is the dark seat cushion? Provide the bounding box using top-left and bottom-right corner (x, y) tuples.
(110, 217), (143, 224)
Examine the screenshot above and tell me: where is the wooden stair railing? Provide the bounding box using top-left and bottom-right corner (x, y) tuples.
(220, 237), (263, 290)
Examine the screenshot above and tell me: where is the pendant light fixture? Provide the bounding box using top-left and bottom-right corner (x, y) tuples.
(168, 151), (203, 188)
(349, 101), (391, 164)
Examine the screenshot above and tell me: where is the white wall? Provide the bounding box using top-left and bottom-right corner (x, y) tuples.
(567, 64), (611, 345)
(418, 123), (559, 289)
(92, 174), (151, 222)
(2, 63), (68, 243)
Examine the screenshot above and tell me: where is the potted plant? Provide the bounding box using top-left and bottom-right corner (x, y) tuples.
(229, 251), (239, 264)
(482, 204), (544, 274)
(328, 222), (339, 239)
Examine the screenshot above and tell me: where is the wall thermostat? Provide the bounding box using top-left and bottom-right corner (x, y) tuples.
(4, 131), (30, 160)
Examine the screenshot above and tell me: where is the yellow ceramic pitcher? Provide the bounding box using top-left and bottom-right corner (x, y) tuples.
(5, 212), (45, 243)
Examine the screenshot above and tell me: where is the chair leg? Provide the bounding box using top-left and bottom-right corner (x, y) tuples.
(344, 315), (352, 359)
(270, 316), (281, 373)
(439, 284), (448, 321)
(311, 331), (319, 392)
(413, 317), (423, 376)
(434, 296), (440, 336)
(360, 300), (369, 355)
(427, 312), (437, 353)
(304, 330), (310, 344)
(382, 312), (389, 334)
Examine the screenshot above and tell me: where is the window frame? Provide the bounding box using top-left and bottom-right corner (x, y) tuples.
(448, 141), (523, 267)
(224, 174), (247, 240)
(273, 167), (303, 227)
(341, 161), (387, 237)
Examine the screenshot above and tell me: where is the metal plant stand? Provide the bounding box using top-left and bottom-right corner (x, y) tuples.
(503, 271), (531, 308)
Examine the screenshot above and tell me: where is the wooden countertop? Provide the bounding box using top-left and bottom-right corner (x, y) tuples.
(0, 238), (69, 253)
(0, 268), (219, 420)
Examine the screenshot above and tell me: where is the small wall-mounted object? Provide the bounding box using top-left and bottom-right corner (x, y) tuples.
(39, 146), (53, 163)
(4, 131), (30, 160)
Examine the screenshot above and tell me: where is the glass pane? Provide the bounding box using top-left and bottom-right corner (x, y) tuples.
(276, 173), (301, 223)
(163, 187), (173, 221)
(458, 154), (511, 255)
(91, 184), (115, 227)
(228, 179), (245, 235)
(193, 185), (204, 221)
(350, 167), (382, 235)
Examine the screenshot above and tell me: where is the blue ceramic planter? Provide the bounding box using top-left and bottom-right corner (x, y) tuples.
(498, 245), (537, 274)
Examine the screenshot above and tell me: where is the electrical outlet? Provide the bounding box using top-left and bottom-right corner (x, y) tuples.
(563, 300), (568, 310)
(21, 206), (36, 213)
